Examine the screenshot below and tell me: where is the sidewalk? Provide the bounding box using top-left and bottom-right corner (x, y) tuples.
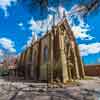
(0, 77), (100, 100)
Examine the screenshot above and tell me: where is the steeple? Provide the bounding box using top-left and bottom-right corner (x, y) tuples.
(63, 10), (66, 19)
(53, 13), (55, 27)
(31, 32), (37, 45)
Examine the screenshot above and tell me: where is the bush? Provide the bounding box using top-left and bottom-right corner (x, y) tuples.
(0, 68), (9, 76)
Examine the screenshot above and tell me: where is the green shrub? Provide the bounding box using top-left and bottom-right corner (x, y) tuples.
(0, 68), (9, 76)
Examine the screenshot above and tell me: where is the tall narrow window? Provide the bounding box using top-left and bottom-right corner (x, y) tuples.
(29, 48), (32, 64)
(33, 51), (37, 66)
(44, 47), (48, 63)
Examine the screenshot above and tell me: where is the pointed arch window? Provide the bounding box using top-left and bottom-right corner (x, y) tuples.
(44, 47), (48, 63)
(64, 35), (69, 45)
(29, 47), (33, 64)
(33, 50), (37, 66)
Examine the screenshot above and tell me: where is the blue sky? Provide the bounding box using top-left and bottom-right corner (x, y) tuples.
(0, 0), (100, 64)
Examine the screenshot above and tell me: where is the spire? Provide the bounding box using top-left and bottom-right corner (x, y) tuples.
(53, 13), (55, 26)
(32, 34), (35, 43)
(31, 32), (37, 45)
(47, 25), (48, 34)
(63, 10), (66, 19)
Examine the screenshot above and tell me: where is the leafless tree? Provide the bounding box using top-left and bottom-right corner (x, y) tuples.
(18, 0), (100, 16)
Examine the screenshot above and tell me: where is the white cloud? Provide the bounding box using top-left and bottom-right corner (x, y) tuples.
(48, 7), (56, 13)
(29, 14), (54, 34)
(0, 0), (16, 16)
(65, 4), (95, 41)
(69, 4), (87, 16)
(18, 22), (25, 30)
(67, 9), (94, 40)
(29, 5), (68, 35)
(51, 5), (94, 41)
(22, 32), (38, 50)
(97, 58), (100, 64)
(0, 50), (4, 62)
(29, 18), (44, 32)
(71, 25), (94, 40)
(58, 5), (66, 18)
(29, 4), (93, 41)
(26, 4), (94, 50)
(25, 36), (32, 48)
(28, 15), (55, 48)
(79, 42), (100, 56)
(18, 22), (23, 27)
(0, 37), (16, 53)
(0, 49), (4, 56)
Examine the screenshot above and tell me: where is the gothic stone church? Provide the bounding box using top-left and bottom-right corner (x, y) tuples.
(17, 18), (85, 83)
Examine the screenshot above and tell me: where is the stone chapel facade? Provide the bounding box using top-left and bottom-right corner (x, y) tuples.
(17, 18), (85, 83)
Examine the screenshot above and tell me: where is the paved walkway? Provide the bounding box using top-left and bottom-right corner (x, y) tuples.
(0, 77), (100, 100)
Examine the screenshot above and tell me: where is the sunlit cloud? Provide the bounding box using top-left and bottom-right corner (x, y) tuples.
(22, 32), (38, 50)
(0, 37), (16, 53)
(28, 4), (93, 41)
(79, 42), (100, 56)
(0, 0), (16, 16)
(0, 49), (4, 57)
(18, 22), (25, 30)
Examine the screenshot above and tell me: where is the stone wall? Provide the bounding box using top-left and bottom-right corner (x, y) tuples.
(84, 64), (100, 76)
